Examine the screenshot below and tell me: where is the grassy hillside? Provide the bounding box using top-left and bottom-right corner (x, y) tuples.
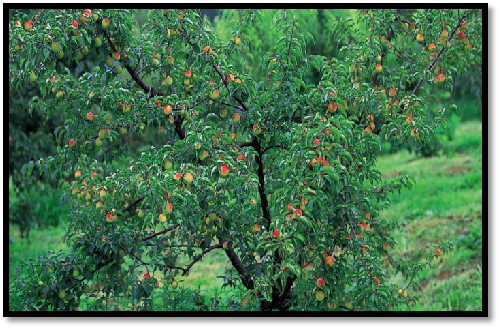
(380, 121), (483, 311)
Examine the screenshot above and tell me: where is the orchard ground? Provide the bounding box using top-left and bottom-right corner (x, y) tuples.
(9, 120), (482, 311)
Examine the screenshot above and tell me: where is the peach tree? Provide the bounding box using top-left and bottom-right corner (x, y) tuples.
(9, 8), (482, 311)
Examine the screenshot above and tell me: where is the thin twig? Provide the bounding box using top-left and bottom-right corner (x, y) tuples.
(411, 11), (468, 96)
(33, 9), (44, 26)
(182, 243), (223, 275)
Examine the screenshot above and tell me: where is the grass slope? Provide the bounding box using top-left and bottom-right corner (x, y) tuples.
(379, 121), (482, 311)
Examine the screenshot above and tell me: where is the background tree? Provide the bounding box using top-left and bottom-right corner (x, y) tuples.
(8, 8), (482, 311)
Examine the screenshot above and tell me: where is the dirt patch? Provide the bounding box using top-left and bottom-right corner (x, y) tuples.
(416, 281), (429, 292)
(382, 171), (400, 180)
(437, 270), (452, 281)
(445, 166), (471, 174)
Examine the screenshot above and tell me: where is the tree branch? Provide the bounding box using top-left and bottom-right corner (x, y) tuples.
(182, 243), (223, 275)
(219, 239), (255, 290)
(142, 224), (180, 241)
(212, 64), (248, 112)
(411, 11), (468, 96)
(33, 9), (44, 26)
(122, 195), (146, 213)
(103, 30), (163, 98)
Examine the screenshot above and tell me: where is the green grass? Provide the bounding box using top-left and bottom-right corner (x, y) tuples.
(9, 225), (71, 278)
(9, 121), (482, 311)
(377, 121), (483, 311)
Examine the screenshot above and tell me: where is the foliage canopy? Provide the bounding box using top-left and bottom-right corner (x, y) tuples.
(8, 8), (482, 311)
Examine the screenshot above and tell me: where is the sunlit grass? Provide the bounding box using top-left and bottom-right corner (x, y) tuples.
(378, 121), (482, 311)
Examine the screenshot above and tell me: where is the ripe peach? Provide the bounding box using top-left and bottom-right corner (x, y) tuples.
(200, 151), (209, 160)
(24, 21), (33, 30)
(184, 172), (193, 184)
(232, 113), (241, 124)
(327, 102), (337, 113)
(434, 74), (445, 84)
(325, 256), (335, 266)
(163, 105), (173, 115)
(220, 165), (229, 176)
(106, 213), (114, 223)
(102, 18), (110, 29)
(203, 46), (213, 54)
(316, 290), (325, 301)
(210, 88), (219, 100)
(98, 129), (107, 139)
(165, 202), (173, 214)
